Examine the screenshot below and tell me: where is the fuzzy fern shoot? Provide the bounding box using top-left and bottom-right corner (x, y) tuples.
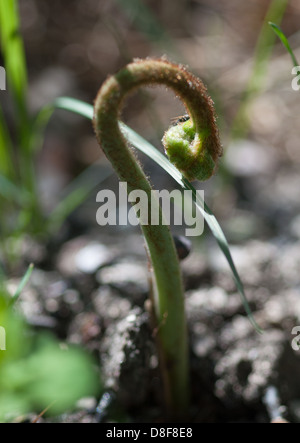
(93, 58), (222, 417)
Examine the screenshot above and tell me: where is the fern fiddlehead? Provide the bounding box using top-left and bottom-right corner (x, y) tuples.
(93, 58), (222, 417)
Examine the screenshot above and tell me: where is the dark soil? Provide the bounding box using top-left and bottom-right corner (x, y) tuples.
(10, 224), (300, 423)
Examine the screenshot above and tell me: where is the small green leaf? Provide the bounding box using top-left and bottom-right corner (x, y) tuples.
(10, 263), (34, 305)
(269, 22), (299, 67)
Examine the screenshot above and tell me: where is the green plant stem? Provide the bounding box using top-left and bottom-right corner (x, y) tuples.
(93, 58), (221, 417)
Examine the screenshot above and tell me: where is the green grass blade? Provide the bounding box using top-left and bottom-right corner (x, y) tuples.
(269, 22), (299, 67)
(232, 0), (288, 138)
(10, 263), (34, 305)
(54, 97), (93, 120)
(48, 187), (91, 231)
(0, 0), (33, 200)
(54, 97), (261, 332)
(250, 0), (289, 92)
(0, 173), (29, 204)
(121, 124), (261, 332)
(0, 107), (14, 176)
(31, 99), (113, 231)
(47, 163), (113, 232)
(0, 0), (28, 117)
(29, 104), (55, 154)
(182, 179), (262, 333)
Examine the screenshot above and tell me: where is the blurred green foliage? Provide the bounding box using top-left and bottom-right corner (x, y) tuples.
(0, 0), (109, 250)
(0, 289), (100, 422)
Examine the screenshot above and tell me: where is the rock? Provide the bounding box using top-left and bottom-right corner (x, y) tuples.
(75, 243), (114, 274)
(96, 259), (149, 304)
(57, 237), (114, 276)
(214, 329), (299, 407)
(92, 286), (132, 324)
(186, 286), (240, 324)
(181, 251), (211, 290)
(68, 312), (101, 346)
(100, 308), (153, 407)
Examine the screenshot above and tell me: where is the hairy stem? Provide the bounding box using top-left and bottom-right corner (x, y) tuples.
(93, 58), (221, 417)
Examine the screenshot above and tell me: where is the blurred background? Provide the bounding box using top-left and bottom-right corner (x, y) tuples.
(1, 0), (300, 423)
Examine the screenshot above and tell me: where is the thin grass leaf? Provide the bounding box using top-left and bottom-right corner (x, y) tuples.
(54, 97), (93, 120)
(47, 188), (89, 231)
(0, 0), (27, 117)
(0, 0), (33, 203)
(10, 263), (34, 305)
(0, 107), (14, 177)
(27, 99), (113, 231)
(32, 99), (113, 230)
(29, 104), (55, 155)
(0, 262), (5, 291)
(182, 179), (262, 333)
(121, 124), (261, 332)
(54, 97), (261, 332)
(232, 0), (288, 139)
(250, 0), (289, 91)
(269, 22), (299, 67)
(47, 163), (112, 232)
(0, 173), (29, 204)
